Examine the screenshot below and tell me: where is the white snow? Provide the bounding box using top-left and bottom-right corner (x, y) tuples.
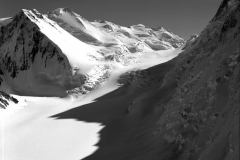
(0, 94), (104, 160)
(131, 49), (181, 69)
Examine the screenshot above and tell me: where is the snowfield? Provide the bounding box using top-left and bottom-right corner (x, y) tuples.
(0, 96), (103, 160)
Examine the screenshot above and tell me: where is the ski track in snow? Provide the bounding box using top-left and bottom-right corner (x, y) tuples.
(0, 48), (181, 160)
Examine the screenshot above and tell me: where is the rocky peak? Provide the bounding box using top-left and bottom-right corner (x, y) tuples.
(185, 0), (239, 53)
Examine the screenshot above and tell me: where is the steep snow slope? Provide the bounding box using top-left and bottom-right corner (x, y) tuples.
(48, 8), (119, 45)
(22, 9), (100, 69)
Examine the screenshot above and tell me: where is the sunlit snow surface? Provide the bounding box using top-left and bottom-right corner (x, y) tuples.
(0, 87), (112, 160)
(23, 9), (100, 73)
(0, 46), (181, 160)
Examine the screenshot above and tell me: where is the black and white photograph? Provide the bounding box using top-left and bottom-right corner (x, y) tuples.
(0, 0), (239, 160)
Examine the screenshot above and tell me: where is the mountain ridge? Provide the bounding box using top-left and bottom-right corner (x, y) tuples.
(0, 8), (184, 98)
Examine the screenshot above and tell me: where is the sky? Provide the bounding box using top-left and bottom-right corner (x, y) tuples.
(0, 0), (222, 39)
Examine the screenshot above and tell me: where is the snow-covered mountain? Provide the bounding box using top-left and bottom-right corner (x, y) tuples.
(0, 0), (239, 160)
(0, 8), (184, 97)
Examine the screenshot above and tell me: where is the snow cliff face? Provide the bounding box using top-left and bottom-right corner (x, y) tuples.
(0, 8), (184, 97)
